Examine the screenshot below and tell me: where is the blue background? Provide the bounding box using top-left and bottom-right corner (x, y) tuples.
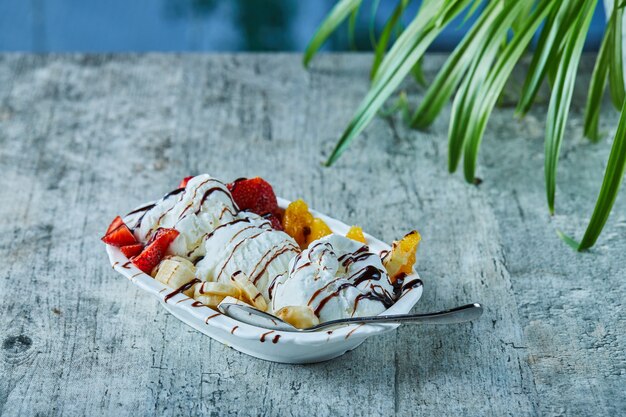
(0, 0), (608, 52)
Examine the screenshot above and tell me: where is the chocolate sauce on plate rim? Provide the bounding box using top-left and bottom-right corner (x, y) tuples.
(259, 330), (281, 343)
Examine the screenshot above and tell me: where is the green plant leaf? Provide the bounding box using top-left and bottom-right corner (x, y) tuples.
(448, 0), (529, 173)
(577, 100), (626, 250)
(348, 4), (360, 50)
(379, 91), (410, 122)
(515, 1), (576, 116)
(544, 3), (583, 87)
(544, 0), (597, 214)
(410, 0), (504, 129)
(370, 0), (410, 80)
(608, 0), (625, 109)
(556, 229), (581, 249)
(303, 0), (362, 67)
(511, 0), (535, 33)
(584, 18), (612, 142)
(462, 0), (484, 23)
(372, 0), (467, 86)
(326, 0), (471, 166)
(463, 0), (556, 182)
(369, 0), (381, 49)
(411, 58), (427, 87)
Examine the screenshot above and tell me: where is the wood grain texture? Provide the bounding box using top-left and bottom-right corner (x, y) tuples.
(0, 54), (624, 417)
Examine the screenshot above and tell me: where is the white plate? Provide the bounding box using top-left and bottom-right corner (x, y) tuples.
(106, 197), (423, 363)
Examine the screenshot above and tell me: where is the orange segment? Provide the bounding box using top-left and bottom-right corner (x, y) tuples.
(383, 230), (421, 283)
(306, 218), (333, 246)
(282, 199), (314, 248)
(346, 226), (366, 243)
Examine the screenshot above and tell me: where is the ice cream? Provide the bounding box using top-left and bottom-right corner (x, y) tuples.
(195, 211), (299, 302)
(270, 234), (397, 322)
(127, 175), (240, 258)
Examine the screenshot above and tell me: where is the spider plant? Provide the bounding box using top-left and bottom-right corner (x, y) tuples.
(304, 0), (626, 251)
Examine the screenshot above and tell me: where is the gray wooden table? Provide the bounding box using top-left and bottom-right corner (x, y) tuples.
(0, 54), (624, 417)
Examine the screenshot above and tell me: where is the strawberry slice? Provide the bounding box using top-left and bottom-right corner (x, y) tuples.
(178, 176), (194, 188)
(264, 214), (284, 231)
(102, 222), (137, 247)
(120, 243), (144, 258)
(105, 216), (125, 235)
(131, 228), (179, 273)
(227, 177), (279, 217)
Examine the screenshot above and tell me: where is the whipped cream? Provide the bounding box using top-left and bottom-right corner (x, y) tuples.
(271, 234), (395, 322)
(196, 212), (299, 302)
(128, 175), (239, 258)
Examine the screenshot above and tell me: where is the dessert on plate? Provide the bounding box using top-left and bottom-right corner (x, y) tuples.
(102, 174), (421, 329)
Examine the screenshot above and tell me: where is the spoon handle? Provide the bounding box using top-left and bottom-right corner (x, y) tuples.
(309, 303), (483, 331)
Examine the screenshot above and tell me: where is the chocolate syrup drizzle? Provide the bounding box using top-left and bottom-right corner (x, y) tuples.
(260, 330), (274, 342)
(204, 313), (221, 324)
(128, 187), (185, 232)
(127, 178), (240, 245)
(250, 243), (299, 286)
(267, 272), (286, 300)
(164, 279), (200, 303)
(184, 216), (272, 259)
(296, 242), (422, 319)
(214, 231), (267, 281)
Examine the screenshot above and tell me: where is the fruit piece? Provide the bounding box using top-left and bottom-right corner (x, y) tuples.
(275, 305), (319, 329)
(131, 228), (180, 274)
(346, 226), (367, 243)
(229, 271), (267, 311)
(155, 257), (197, 292)
(306, 218), (332, 245)
(382, 230), (421, 283)
(195, 294), (226, 309)
(178, 176), (194, 188)
(194, 282), (241, 308)
(105, 216), (125, 235)
(196, 281), (241, 298)
(282, 199), (314, 248)
(101, 222), (137, 247)
(218, 296), (255, 310)
(264, 213), (284, 231)
(227, 177), (279, 216)
(151, 255), (194, 277)
(120, 243), (144, 258)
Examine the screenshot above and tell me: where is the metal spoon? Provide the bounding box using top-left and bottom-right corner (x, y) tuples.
(218, 301), (484, 332)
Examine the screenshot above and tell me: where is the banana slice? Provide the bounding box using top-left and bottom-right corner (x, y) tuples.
(193, 282), (241, 308)
(229, 271), (267, 311)
(196, 281), (241, 298)
(275, 305), (319, 329)
(155, 257), (197, 296)
(152, 255), (194, 277)
(194, 294), (226, 309)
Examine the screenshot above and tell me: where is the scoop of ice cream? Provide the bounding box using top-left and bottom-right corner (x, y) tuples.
(195, 212), (299, 302)
(271, 234), (395, 322)
(128, 174), (239, 258)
